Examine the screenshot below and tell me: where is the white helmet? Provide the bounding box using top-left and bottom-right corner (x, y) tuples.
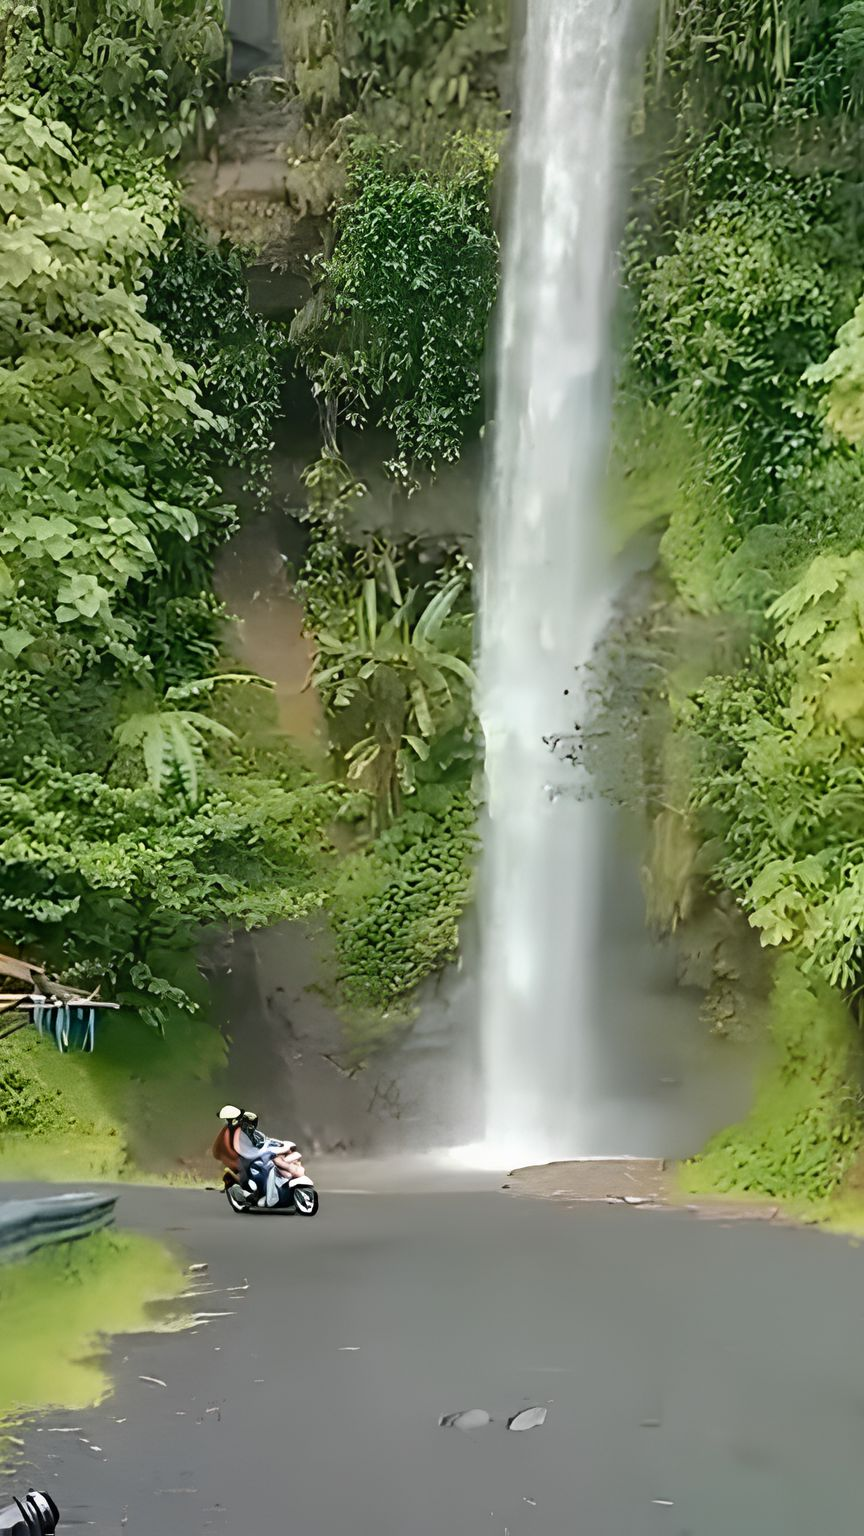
(218, 1104), (242, 1124)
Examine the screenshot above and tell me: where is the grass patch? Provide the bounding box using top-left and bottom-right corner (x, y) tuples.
(606, 398), (702, 555)
(0, 1033), (127, 1180)
(0, 1010), (228, 1182)
(683, 956), (864, 1203)
(0, 1229), (187, 1464)
(328, 786), (477, 1057)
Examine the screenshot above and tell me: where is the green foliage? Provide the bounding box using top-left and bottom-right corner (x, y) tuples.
(0, 1028), (131, 1177)
(0, 749), (343, 1022)
(1, 0), (481, 1053)
(0, 1052), (56, 1133)
(654, 0), (792, 106)
(115, 705), (234, 804)
(652, 0), (864, 119)
(687, 551), (864, 988)
(838, 3), (864, 102)
(293, 452), (370, 639)
(302, 449), (368, 524)
(294, 461), (479, 1035)
(685, 957), (862, 1201)
(0, 102), (228, 677)
(632, 171), (848, 501)
(273, 8), (493, 1032)
(346, 0), (508, 152)
(619, 0), (864, 1203)
(0, 0), (225, 157)
(291, 135), (499, 476)
(769, 551), (864, 734)
(278, 0), (507, 163)
(274, 0), (507, 221)
(312, 549), (475, 826)
(0, 27), (346, 1021)
(145, 215), (288, 493)
(330, 784), (476, 1043)
(806, 288), (864, 442)
(113, 675), (268, 804)
(0, 988), (231, 1179)
(607, 397), (701, 549)
(658, 428), (864, 618)
(788, 2), (864, 114)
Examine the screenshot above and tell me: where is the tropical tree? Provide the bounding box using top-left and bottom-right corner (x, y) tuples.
(310, 552), (475, 827)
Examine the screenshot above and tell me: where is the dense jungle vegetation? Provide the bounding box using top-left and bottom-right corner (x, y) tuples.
(624, 0), (864, 1201)
(4, 0), (864, 1204)
(0, 0), (500, 1162)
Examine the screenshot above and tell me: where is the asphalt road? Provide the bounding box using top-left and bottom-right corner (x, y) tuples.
(7, 1178), (864, 1536)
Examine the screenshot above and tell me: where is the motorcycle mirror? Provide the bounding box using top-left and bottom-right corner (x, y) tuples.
(0, 1491), (60, 1534)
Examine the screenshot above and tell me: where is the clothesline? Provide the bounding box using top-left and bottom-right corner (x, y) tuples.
(17, 998), (119, 1009)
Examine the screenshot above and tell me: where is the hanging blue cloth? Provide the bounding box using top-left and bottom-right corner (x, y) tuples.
(27, 998), (102, 1052)
(53, 1006), (70, 1053)
(66, 1006), (96, 1052)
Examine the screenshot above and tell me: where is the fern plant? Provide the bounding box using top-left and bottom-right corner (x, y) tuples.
(113, 675), (269, 805)
(115, 708), (234, 805)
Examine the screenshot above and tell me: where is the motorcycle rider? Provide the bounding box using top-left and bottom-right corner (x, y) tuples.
(213, 1105), (302, 1207)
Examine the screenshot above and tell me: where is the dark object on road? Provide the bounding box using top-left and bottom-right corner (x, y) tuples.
(0, 1491), (59, 1534)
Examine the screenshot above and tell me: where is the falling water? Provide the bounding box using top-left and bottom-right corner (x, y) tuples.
(478, 0), (635, 1164)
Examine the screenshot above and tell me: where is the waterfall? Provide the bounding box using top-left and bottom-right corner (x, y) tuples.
(477, 0), (635, 1164)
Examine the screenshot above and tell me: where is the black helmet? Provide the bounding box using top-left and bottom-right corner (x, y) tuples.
(240, 1109), (259, 1131)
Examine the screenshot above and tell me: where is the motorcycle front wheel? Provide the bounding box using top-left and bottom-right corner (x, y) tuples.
(292, 1186), (319, 1217)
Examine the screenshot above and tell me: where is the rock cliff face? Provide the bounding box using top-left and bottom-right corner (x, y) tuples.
(205, 914), (481, 1159)
(182, 73), (326, 272)
(225, 0), (282, 78)
(182, 0), (340, 270)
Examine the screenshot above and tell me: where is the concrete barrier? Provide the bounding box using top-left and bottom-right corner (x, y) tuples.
(0, 1193), (116, 1267)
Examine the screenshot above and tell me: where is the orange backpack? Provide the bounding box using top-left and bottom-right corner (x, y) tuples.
(212, 1125), (239, 1172)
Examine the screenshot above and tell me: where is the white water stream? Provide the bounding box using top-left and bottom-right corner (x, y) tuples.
(477, 0), (635, 1164)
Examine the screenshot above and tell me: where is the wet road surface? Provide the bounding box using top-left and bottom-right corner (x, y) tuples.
(7, 1179), (864, 1535)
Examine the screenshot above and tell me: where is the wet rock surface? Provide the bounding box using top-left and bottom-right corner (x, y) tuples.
(506, 1158), (670, 1204)
(506, 1159), (789, 1224)
(206, 915), (479, 1161)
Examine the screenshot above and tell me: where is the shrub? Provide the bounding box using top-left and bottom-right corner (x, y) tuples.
(146, 215), (288, 494)
(686, 958), (862, 1202)
(291, 135), (499, 478)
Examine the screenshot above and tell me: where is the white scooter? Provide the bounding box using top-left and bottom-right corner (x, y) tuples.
(223, 1136), (319, 1217)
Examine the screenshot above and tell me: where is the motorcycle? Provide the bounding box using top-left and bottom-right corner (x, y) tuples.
(0, 1492), (59, 1535)
(222, 1135), (319, 1217)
